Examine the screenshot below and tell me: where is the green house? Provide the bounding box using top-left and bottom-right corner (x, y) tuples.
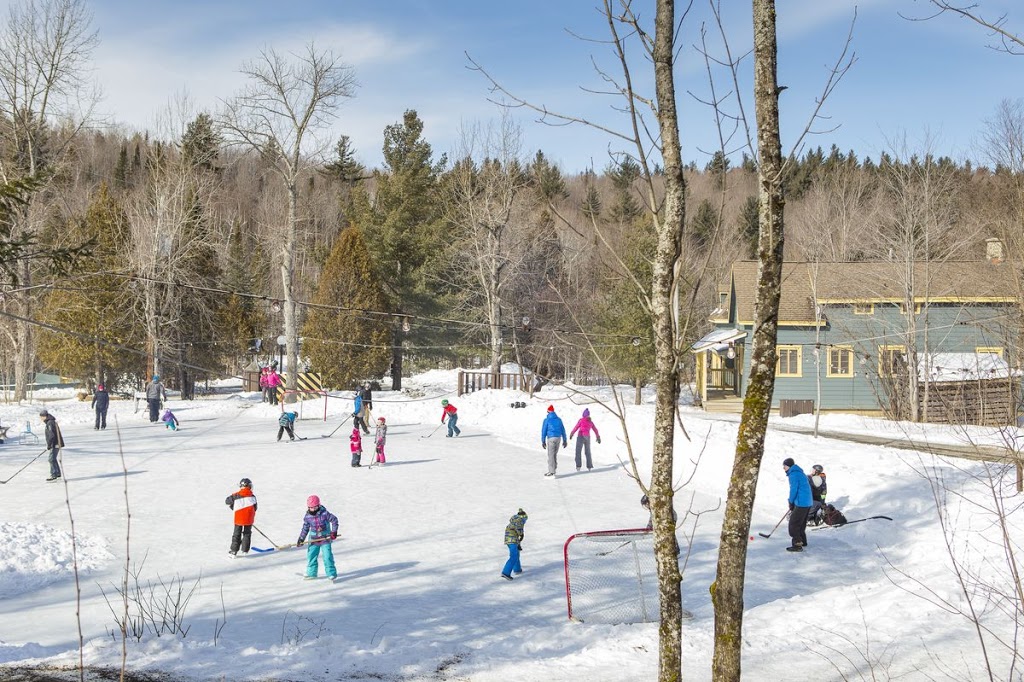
(693, 246), (1020, 420)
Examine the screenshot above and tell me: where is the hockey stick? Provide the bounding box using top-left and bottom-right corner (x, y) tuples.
(252, 525), (282, 548)
(320, 413), (352, 439)
(810, 515), (893, 530)
(421, 423), (444, 439)
(758, 510), (791, 539)
(0, 448), (49, 484)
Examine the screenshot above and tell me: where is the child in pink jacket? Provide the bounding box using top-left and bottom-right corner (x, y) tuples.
(349, 427), (363, 468)
(569, 408), (601, 471)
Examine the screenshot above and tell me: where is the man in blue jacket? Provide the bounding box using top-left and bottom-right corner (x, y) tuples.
(540, 405), (567, 477)
(784, 457), (813, 552)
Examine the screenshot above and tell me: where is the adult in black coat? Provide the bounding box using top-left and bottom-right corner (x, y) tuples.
(40, 409), (65, 481)
(92, 383), (110, 430)
(360, 383), (373, 411)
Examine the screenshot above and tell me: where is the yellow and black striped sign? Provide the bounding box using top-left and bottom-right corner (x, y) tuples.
(277, 372), (323, 401)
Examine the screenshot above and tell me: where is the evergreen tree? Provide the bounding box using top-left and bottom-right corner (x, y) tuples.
(737, 195), (759, 258)
(302, 226), (390, 389)
(705, 150), (730, 189)
(356, 110), (446, 390)
(689, 198), (719, 249)
(181, 113), (220, 173)
(606, 157), (642, 223)
(37, 184), (140, 386)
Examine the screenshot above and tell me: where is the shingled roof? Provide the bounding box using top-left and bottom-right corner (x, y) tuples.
(729, 261), (1019, 324)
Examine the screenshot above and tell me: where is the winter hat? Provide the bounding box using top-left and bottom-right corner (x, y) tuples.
(547, 405), (555, 412)
(582, 408), (590, 417)
(306, 495), (320, 508)
(378, 416), (386, 423)
(152, 375), (160, 381)
(517, 508), (527, 516)
(783, 457), (795, 468)
(38, 408), (49, 416)
(97, 384), (104, 391)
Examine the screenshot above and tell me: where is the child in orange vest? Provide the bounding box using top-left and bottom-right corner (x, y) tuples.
(225, 477), (257, 556)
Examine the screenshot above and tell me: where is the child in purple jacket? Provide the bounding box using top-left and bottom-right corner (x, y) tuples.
(569, 408), (601, 471)
(297, 494), (338, 580)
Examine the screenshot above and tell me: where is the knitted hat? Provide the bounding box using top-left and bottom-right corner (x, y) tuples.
(306, 495), (320, 508)
(97, 384), (104, 391)
(38, 408), (49, 416)
(547, 405), (554, 412)
(783, 457), (795, 468)
(582, 408), (590, 417)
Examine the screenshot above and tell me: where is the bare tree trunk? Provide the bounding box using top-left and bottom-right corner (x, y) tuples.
(649, 2), (686, 680)
(712, 2), (785, 680)
(283, 181), (299, 396)
(391, 323), (404, 391)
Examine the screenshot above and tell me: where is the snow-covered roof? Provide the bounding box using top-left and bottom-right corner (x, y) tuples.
(691, 328), (746, 352)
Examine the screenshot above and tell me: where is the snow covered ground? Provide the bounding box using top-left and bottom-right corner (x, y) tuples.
(0, 369), (1021, 681)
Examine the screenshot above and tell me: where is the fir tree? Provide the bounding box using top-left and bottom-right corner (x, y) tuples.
(736, 195), (759, 259)
(302, 226), (391, 389)
(689, 199), (719, 250)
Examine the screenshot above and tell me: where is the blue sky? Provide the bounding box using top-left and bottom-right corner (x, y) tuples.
(73, 0), (1024, 172)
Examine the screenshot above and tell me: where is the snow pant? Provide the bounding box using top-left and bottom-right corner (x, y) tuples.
(148, 398), (161, 422)
(351, 449), (362, 467)
(94, 408), (107, 430)
(353, 413), (369, 435)
(375, 442), (386, 463)
(574, 435), (593, 470)
(165, 420), (177, 431)
(446, 413), (461, 437)
(809, 500), (824, 525)
(305, 536), (337, 578)
(277, 425), (295, 441)
(261, 387), (269, 403)
(230, 524), (252, 553)
(545, 438), (562, 475)
(502, 543), (522, 577)
(789, 506), (811, 547)
(48, 447), (61, 478)
(269, 388), (278, 405)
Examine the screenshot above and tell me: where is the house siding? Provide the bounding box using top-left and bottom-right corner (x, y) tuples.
(725, 302), (1016, 411)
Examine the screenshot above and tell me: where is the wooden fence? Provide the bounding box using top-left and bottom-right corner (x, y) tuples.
(920, 377), (1019, 426)
(457, 370), (530, 396)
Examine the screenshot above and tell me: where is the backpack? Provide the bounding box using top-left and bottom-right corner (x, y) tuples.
(823, 503), (847, 526)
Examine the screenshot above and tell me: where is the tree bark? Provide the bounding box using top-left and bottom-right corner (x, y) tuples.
(283, 180), (300, 397)
(650, 1), (686, 680)
(712, 2), (786, 680)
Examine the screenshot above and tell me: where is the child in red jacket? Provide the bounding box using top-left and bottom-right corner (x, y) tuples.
(225, 477), (257, 556)
(350, 427), (363, 468)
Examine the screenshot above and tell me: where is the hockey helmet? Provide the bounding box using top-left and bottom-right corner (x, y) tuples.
(306, 495), (320, 509)
(239, 477), (252, 489)
(640, 494), (650, 508)
(378, 416), (386, 423)
(441, 399), (448, 406)
(812, 464), (824, 473)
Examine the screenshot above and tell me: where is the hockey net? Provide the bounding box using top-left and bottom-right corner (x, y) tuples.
(563, 528), (658, 624)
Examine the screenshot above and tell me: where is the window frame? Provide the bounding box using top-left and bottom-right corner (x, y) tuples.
(898, 302), (923, 315)
(776, 345), (803, 378)
(826, 345), (854, 378)
(852, 303), (874, 315)
(878, 344), (906, 377)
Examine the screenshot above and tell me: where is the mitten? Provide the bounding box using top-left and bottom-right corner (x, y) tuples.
(330, 532), (337, 540)
(296, 538), (305, 546)
(788, 502), (794, 511)
(597, 437), (601, 444)
(562, 440), (567, 447)
(517, 543), (522, 551)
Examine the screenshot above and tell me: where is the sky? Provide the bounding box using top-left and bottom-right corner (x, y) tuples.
(0, 369), (1020, 680)
(32, 0), (1024, 171)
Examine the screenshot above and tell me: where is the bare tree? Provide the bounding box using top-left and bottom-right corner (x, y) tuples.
(0, 0), (97, 400)
(919, 2), (1023, 55)
(220, 44), (356, 395)
(444, 115), (533, 374)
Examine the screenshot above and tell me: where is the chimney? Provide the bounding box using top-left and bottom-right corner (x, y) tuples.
(985, 237), (1004, 264)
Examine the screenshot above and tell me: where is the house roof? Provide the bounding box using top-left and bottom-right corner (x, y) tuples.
(728, 260), (1019, 324)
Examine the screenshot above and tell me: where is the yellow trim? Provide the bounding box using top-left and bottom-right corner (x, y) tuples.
(976, 346), (1004, 358)
(827, 345), (854, 378)
(898, 302), (923, 315)
(708, 316), (729, 324)
(878, 344), (906, 377)
(737, 320), (827, 327)
(776, 345), (802, 378)
(820, 296), (1016, 304)
(853, 303), (874, 315)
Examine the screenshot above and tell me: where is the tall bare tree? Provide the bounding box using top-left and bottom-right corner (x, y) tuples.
(220, 44), (356, 395)
(0, 0), (97, 400)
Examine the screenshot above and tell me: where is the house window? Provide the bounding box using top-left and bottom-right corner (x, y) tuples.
(776, 345), (802, 377)
(878, 345), (906, 377)
(976, 346), (1004, 358)
(827, 346), (854, 378)
(853, 303), (874, 315)
(898, 302), (922, 315)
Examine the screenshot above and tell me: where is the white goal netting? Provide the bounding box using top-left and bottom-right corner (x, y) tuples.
(563, 528), (658, 624)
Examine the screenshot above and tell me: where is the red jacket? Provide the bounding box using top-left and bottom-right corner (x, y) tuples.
(442, 404), (457, 422)
(225, 487), (257, 525)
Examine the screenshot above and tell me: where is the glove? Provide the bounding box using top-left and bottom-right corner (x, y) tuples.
(330, 532), (337, 540)
(296, 538), (305, 547)
(517, 543), (522, 551)
(788, 502), (794, 511)
(562, 440), (567, 447)
(597, 437), (601, 444)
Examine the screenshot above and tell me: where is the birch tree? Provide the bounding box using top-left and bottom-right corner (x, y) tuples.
(221, 44), (356, 395)
(0, 0), (97, 400)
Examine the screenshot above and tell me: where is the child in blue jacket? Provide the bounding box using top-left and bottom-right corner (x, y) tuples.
(501, 508), (528, 580)
(297, 494), (339, 580)
(277, 411), (297, 442)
